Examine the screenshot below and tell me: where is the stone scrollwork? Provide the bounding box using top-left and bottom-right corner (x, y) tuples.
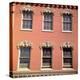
(61, 9), (72, 16)
(43, 7), (52, 13)
(17, 40), (32, 49)
(40, 41), (53, 48)
(60, 42), (73, 49)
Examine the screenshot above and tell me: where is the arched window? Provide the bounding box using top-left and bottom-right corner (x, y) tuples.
(42, 7), (53, 31)
(40, 41), (53, 68)
(61, 42), (73, 68)
(62, 10), (72, 32)
(21, 6), (33, 30)
(17, 41), (32, 69)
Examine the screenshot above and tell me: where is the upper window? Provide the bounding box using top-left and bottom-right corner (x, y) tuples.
(19, 47), (30, 68)
(22, 10), (33, 30)
(43, 13), (53, 31)
(63, 14), (72, 32)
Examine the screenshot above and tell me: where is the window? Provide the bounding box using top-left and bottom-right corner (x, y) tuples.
(19, 47), (30, 68)
(22, 10), (32, 30)
(43, 13), (53, 31)
(42, 47), (52, 68)
(63, 48), (72, 68)
(63, 14), (72, 31)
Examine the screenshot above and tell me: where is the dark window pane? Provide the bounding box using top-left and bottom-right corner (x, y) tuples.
(43, 48), (52, 57)
(43, 58), (51, 63)
(20, 58), (29, 63)
(43, 58), (52, 67)
(20, 47), (30, 58)
(64, 58), (72, 65)
(23, 11), (32, 19)
(63, 48), (72, 57)
(23, 20), (32, 29)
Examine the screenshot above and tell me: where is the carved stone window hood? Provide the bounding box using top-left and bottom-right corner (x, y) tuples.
(43, 7), (52, 13)
(62, 9), (72, 15)
(61, 42), (73, 49)
(17, 40), (32, 48)
(21, 5), (32, 12)
(40, 41), (53, 48)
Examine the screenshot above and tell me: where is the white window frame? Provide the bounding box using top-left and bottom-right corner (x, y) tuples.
(17, 47), (30, 71)
(42, 13), (53, 32)
(62, 14), (72, 32)
(41, 47), (53, 70)
(21, 10), (32, 31)
(62, 48), (73, 70)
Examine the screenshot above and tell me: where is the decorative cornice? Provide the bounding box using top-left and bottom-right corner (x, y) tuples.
(17, 40), (32, 49)
(60, 42), (73, 49)
(10, 2), (78, 10)
(60, 9), (72, 16)
(22, 5), (32, 11)
(40, 41), (53, 48)
(43, 7), (53, 13)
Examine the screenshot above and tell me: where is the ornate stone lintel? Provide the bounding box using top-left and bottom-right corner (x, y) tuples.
(43, 7), (52, 13)
(40, 41), (53, 49)
(20, 5), (33, 14)
(60, 42), (73, 49)
(60, 9), (72, 16)
(17, 40), (32, 49)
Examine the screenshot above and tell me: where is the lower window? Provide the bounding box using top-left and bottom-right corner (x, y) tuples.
(19, 47), (30, 68)
(42, 47), (52, 68)
(63, 48), (72, 68)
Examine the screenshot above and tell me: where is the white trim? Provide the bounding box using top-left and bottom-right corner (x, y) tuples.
(42, 30), (53, 32)
(41, 48), (43, 68)
(20, 28), (32, 31)
(62, 48), (73, 69)
(62, 49), (63, 69)
(42, 14), (44, 31)
(21, 10), (23, 30)
(62, 68), (74, 70)
(40, 47), (53, 70)
(17, 68), (30, 71)
(17, 48), (20, 71)
(62, 31), (72, 32)
(41, 68), (53, 71)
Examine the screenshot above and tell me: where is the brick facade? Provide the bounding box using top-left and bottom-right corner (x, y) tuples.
(9, 2), (78, 78)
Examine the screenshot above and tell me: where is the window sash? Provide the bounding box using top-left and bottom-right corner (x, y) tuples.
(63, 14), (72, 31)
(43, 48), (52, 57)
(44, 13), (53, 30)
(42, 58), (52, 68)
(42, 48), (52, 68)
(44, 21), (53, 30)
(19, 47), (30, 68)
(23, 20), (32, 29)
(63, 48), (72, 68)
(22, 11), (32, 29)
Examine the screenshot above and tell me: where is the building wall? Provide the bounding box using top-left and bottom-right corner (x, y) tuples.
(10, 2), (78, 72)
